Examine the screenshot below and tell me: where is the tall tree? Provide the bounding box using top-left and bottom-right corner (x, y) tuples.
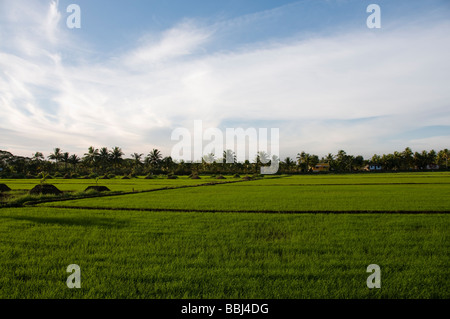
(413, 151), (427, 169)
(160, 156), (174, 173)
(402, 147), (414, 170)
(427, 150), (437, 167)
(335, 150), (354, 172)
(32, 152), (44, 162)
(48, 148), (63, 172)
(146, 149), (162, 173)
(110, 147), (124, 171)
(68, 154), (80, 172)
(296, 151), (309, 172)
(131, 153), (143, 172)
(283, 157), (295, 173)
(437, 149), (449, 169)
(83, 146), (100, 172)
(48, 148), (63, 162)
(62, 152), (70, 172)
(223, 149), (236, 164)
(98, 147), (110, 173)
(309, 154), (319, 170)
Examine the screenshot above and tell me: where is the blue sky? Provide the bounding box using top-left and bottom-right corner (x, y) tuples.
(0, 0), (449, 160)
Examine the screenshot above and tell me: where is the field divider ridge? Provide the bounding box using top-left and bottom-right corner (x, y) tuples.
(41, 206), (450, 214)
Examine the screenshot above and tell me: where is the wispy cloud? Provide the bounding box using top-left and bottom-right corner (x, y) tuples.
(124, 21), (213, 68)
(0, 0), (449, 158)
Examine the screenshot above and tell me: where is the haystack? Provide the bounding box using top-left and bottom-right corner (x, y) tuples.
(0, 184), (11, 192)
(29, 184), (62, 195)
(85, 186), (110, 192)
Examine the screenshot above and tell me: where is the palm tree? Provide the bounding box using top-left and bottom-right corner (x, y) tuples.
(160, 156), (174, 173)
(271, 154), (280, 165)
(437, 149), (449, 169)
(283, 157), (295, 173)
(203, 153), (216, 164)
(32, 152), (44, 162)
(309, 154), (320, 170)
(146, 149), (162, 169)
(257, 151), (270, 164)
(83, 146), (100, 172)
(98, 147), (110, 173)
(202, 153), (216, 174)
(221, 149), (236, 174)
(402, 147), (413, 170)
(353, 155), (365, 171)
(69, 154), (80, 172)
(48, 148), (63, 163)
(110, 146), (124, 172)
(371, 154), (381, 164)
(62, 152), (70, 172)
(131, 153), (143, 172)
(427, 150), (437, 167)
(413, 151), (427, 170)
(335, 150), (353, 172)
(325, 153), (335, 171)
(48, 148), (63, 172)
(297, 151), (311, 172)
(30, 152), (45, 173)
(223, 150), (236, 164)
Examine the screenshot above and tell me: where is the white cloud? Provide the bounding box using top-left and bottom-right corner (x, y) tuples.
(0, 0), (449, 159)
(124, 21), (212, 69)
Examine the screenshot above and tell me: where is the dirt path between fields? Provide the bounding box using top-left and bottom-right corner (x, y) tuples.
(37, 205), (450, 214)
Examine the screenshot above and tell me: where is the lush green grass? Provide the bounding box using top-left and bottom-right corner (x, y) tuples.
(42, 181), (450, 212)
(0, 176), (247, 207)
(0, 176), (236, 192)
(1, 173), (449, 299)
(0, 207), (448, 299)
(242, 172), (450, 185)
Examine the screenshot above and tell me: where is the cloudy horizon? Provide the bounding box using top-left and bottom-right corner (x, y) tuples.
(1, 0), (449, 160)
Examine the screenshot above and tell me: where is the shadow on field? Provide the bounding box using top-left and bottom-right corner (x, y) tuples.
(0, 215), (129, 228)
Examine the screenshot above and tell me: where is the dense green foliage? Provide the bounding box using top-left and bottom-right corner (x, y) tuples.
(1, 146), (449, 177)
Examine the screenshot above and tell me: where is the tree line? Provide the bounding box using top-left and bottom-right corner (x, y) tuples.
(0, 146), (448, 178)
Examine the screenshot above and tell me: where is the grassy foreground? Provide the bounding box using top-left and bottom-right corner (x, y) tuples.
(0, 207), (448, 299)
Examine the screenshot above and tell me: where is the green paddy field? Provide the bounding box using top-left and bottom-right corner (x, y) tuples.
(0, 172), (449, 299)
